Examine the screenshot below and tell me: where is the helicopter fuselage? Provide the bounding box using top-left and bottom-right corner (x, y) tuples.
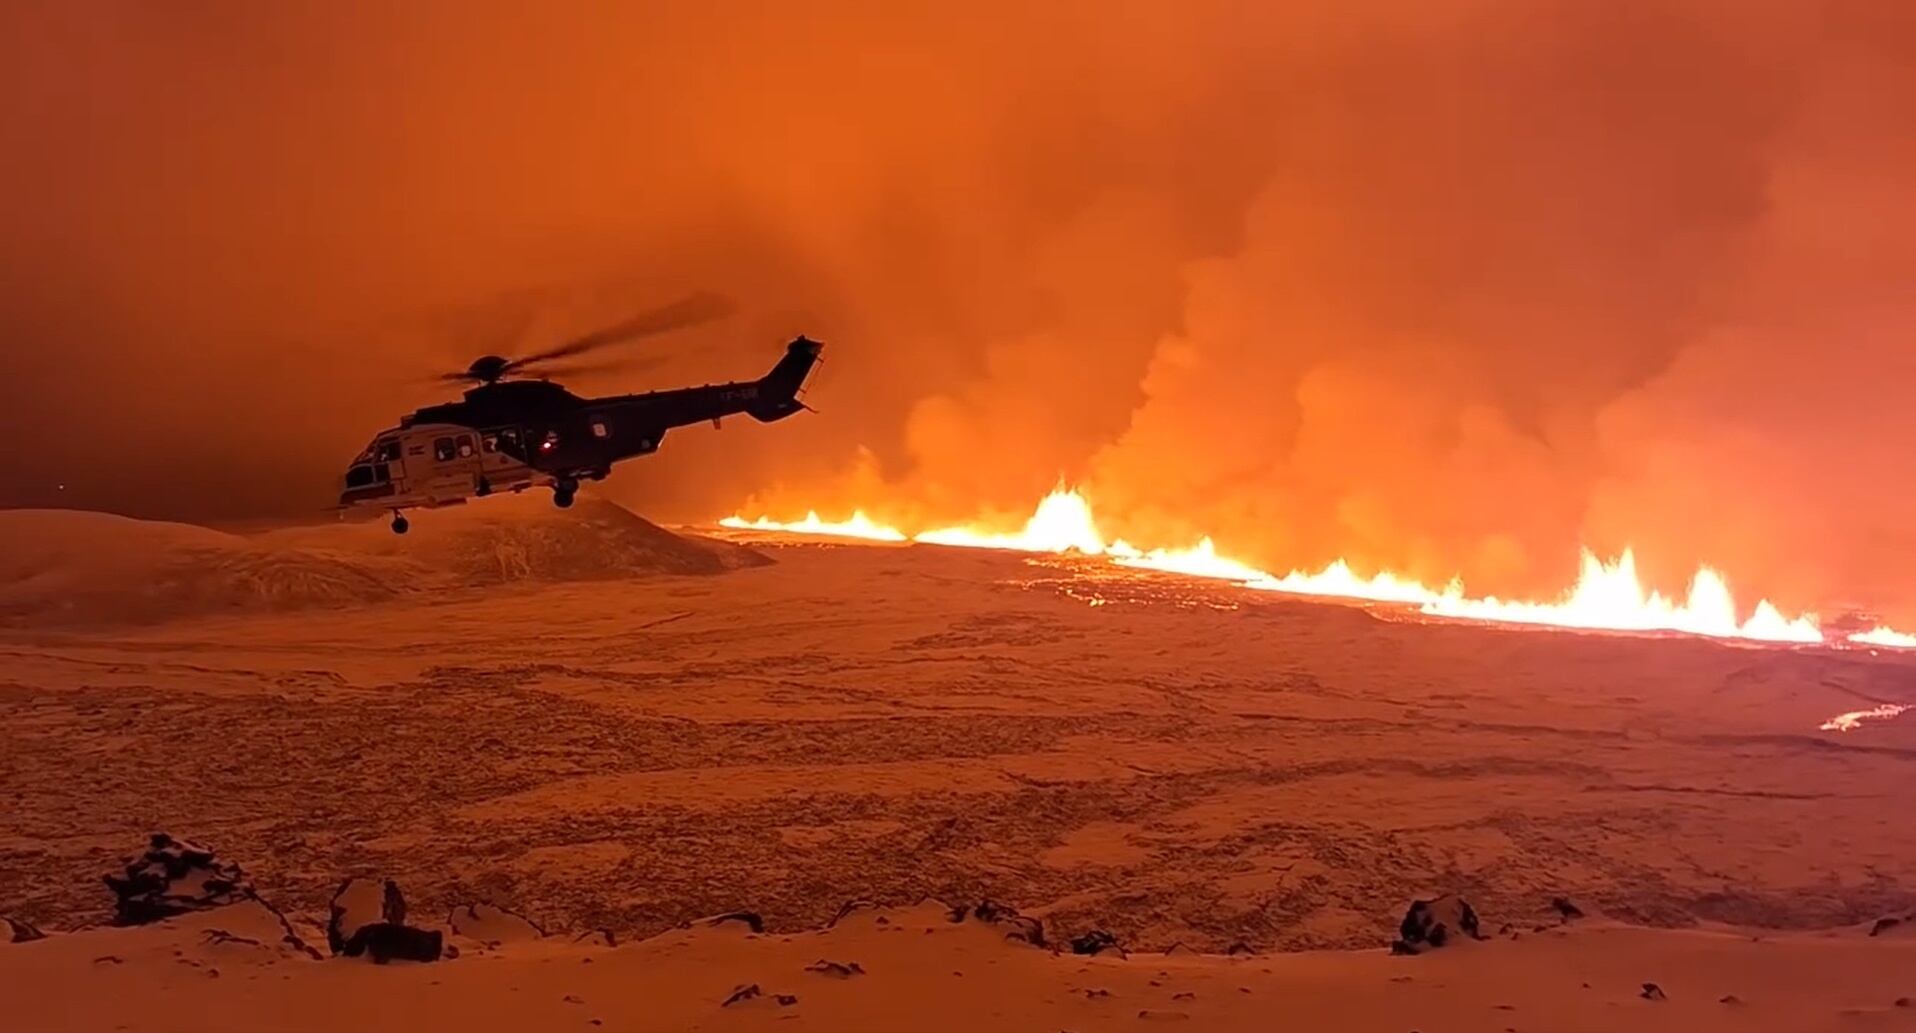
(337, 336), (820, 519)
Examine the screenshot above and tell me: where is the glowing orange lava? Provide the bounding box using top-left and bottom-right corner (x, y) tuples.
(917, 489), (1111, 554)
(1847, 626), (1916, 649)
(1820, 704), (1911, 732)
(1422, 551), (1821, 643)
(722, 486), (1912, 648)
(718, 511), (906, 542)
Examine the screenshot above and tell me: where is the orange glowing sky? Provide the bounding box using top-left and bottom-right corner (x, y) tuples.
(3, 2), (1915, 623)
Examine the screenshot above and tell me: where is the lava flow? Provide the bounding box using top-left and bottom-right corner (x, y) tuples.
(723, 487), (1915, 649)
(719, 510), (906, 542)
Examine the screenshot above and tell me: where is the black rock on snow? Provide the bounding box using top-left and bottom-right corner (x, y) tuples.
(103, 834), (254, 926)
(327, 878), (442, 963)
(1391, 894), (1484, 955)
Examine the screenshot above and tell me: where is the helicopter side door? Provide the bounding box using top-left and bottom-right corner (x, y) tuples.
(478, 427), (539, 493)
(392, 425), (484, 507)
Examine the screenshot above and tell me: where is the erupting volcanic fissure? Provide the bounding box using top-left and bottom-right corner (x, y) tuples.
(723, 488), (1914, 649)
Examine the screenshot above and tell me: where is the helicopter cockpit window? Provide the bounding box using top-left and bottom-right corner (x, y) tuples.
(345, 465), (376, 489)
(434, 437), (456, 463)
(455, 434), (475, 459)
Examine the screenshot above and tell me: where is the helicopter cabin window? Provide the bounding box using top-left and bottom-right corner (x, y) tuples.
(376, 440), (401, 463)
(455, 434), (475, 459)
(434, 437), (456, 463)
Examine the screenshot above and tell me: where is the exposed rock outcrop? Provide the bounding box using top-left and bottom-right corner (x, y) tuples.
(949, 900), (1045, 947)
(327, 878), (441, 963)
(722, 984), (797, 1008)
(805, 959), (865, 978)
(681, 911), (765, 934)
(1391, 894), (1483, 955)
(828, 900), (878, 926)
(1550, 896), (1585, 922)
(3, 916), (46, 943)
(1069, 929), (1122, 956)
(1868, 912), (1913, 938)
(103, 834), (253, 926)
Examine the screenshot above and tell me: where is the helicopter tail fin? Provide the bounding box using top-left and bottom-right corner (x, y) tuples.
(749, 336), (823, 422)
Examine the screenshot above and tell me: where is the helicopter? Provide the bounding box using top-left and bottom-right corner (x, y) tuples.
(337, 298), (821, 534)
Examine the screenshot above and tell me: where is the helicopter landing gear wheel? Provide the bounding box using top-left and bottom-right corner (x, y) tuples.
(553, 478), (578, 509)
(390, 512), (410, 535)
(475, 476), (492, 498)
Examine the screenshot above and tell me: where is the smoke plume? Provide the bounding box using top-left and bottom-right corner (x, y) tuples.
(2, 2), (1912, 618)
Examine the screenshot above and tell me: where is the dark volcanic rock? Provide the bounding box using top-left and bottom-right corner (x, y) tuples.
(103, 834), (253, 925)
(1391, 894), (1483, 955)
(327, 878), (388, 955)
(805, 959), (866, 978)
(4, 915), (47, 942)
(1069, 930), (1122, 956)
(1640, 982), (1667, 1001)
(829, 900), (878, 926)
(342, 923), (443, 964)
(682, 911), (765, 934)
(1868, 914), (1907, 937)
(953, 901), (1045, 947)
(1551, 896), (1585, 922)
(328, 878), (441, 963)
(721, 984), (793, 1008)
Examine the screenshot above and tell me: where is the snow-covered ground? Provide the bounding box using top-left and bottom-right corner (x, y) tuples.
(3, 505), (1915, 1029)
(7, 896), (1916, 1033)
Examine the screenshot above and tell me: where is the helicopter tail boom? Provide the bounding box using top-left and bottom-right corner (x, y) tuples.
(747, 336), (823, 422)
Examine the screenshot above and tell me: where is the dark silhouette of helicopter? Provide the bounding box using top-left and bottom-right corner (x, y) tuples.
(338, 294), (820, 533)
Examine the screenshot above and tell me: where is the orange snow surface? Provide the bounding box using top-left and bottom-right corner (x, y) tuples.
(5, 500), (1916, 1031)
(8, 898), (1916, 1033)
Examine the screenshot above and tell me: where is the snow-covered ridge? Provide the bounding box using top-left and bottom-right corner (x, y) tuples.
(0, 497), (765, 627)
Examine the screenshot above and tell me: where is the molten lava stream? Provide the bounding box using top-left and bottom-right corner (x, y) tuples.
(725, 486), (1914, 648)
(718, 511), (906, 542)
(1848, 625), (1916, 649)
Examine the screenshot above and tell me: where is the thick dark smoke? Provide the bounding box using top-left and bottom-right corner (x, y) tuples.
(3, 2), (1913, 619)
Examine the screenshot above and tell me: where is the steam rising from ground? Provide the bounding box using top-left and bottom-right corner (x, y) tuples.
(4, 3), (1915, 620)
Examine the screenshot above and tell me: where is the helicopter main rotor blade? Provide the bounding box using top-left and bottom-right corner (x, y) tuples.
(511, 291), (734, 369)
(525, 355), (675, 382)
